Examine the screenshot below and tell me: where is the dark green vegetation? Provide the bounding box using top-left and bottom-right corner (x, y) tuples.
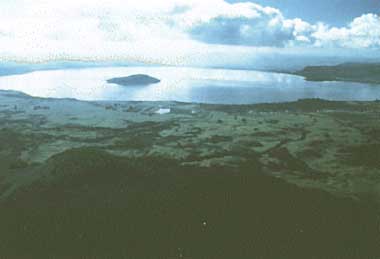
(340, 144), (380, 168)
(294, 63), (380, 84)
(107, 74), (161, 86)
(1, 148), (380, 258)
(1, 90), (380, 258)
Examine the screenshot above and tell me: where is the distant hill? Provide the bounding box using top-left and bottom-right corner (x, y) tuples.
(294, 63), (380, 84)
(107, 74), (160, 86)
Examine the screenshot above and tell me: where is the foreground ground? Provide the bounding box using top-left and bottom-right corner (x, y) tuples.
(1, 90), (380, 258)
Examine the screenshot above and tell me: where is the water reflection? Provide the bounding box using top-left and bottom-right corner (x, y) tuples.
(0, 66), (379, 104)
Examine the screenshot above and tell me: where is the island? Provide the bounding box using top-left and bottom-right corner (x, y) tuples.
(107, 74), (161, 86)
(293, 63), (380, 84)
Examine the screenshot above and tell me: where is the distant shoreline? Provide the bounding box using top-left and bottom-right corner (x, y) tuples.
(287, 63), (380, 85)
(1, 89), (379, 108)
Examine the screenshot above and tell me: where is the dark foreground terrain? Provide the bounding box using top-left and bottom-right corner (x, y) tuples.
(1, 90), (380, 258)
(1, 149), (380, 258)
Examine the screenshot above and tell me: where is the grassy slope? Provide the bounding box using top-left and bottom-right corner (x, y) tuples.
(1, 91), (380, 258)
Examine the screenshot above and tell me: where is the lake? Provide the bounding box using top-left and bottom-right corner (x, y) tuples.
(0, 66), (379, 104)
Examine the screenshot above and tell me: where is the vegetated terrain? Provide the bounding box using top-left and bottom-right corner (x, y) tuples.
(107, 74), (161, 86)
(294, 63), (380, 84)
(1, 90), (380, 258)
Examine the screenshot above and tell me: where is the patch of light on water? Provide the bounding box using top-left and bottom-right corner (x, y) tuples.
(0, 66), (379, 104)
(155, 108), (171, 115)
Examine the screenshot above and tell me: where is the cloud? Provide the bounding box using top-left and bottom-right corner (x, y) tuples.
(180, 2), (306, 47)
(178, 2), (380, 49)
(0, 0), (195, 63)
(0, 0), (378, 64)
(313, 14), (380, 48)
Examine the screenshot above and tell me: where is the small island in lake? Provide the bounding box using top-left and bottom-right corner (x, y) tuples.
(107, 74), (161, 86)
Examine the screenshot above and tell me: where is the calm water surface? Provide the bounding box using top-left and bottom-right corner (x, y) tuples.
(0, 66), (379, 104)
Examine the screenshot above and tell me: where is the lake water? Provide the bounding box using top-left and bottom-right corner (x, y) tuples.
(0, 66), (379, 104)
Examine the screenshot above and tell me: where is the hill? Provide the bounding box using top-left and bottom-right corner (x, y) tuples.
(107, 74), (160, 86)
(294, 63), (380, 84)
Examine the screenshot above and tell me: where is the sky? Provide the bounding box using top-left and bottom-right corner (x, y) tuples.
(226, 0), (379, 26)
(0, 0), (379, 67)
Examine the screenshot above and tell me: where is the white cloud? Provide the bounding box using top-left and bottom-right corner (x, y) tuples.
(0, 0), (378, 64)
(313, 14), (380, 48)
(177, 2), (318, 47)
(0, 0), (198, 63)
